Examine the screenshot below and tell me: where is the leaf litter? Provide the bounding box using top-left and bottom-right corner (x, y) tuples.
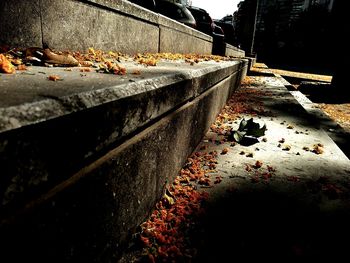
(128, 77), (295, 261)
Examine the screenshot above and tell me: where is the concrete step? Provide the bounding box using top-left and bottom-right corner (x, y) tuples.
(0, 0), (245, 57)
(123, 74), (350, 262)
(192, 75), (350, 261)
(0, 57), (248, 262)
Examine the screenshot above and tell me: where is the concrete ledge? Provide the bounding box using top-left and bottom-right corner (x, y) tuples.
(0, 0), (247, 56)
(225, 43), (245, 57)
(290, 88), (350, 159)
(158, 13), (213, 54)
(245, 55), (257, 71)
(87, 0), (160, 23)
(0, 0), (216, 55)
(41, 0), (159, 53)
(0, 60), (245, 211)
(0, 60), (243, 130)
(159, 26), (212, 54)
(0, 71), (242, 262)
(0, 0), (42, 48)
(0, 58), (247, 261)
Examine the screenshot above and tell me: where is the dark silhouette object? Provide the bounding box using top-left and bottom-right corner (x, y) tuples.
(186, 6), (215, 36)
(234, 0), (259, 55)
(186, 5), (226, 55)
(128, 0), (156, 12)
(155, 0), (196, 29)
(128, 0), (196, 29)
(214, 19), (236, 45)
(249, 0), (337, 75)
(330, 0), (349, 95)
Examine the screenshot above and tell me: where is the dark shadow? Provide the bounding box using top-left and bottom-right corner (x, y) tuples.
(283, 76), (330, 86)
(239, 136), (259, 146)
(283, 84), (297, 91)
(193, 186), (350, 262)
(265, 61), (335, 77)
(247, 70), (275, 77)
(297, 83), (350, 104)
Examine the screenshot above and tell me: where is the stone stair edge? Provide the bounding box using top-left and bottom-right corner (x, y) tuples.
(0, 60), (244, 133)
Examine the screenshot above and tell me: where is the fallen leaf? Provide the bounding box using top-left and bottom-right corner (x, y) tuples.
(80, 67), (92, 72)
(282, 145), (291, 151)
(0, 54), (16, 73)
(17, 64), (27, 71)
(221, 148), (229, 155)
(254, 160), (263, 169)
(43, 48), (79, 66)
(267, 165), (276, 172)
(214, 176), (223, 184)
(230, 118), (266, 143)
(311, 143), (324, 154)
(48, 75), (61, 81)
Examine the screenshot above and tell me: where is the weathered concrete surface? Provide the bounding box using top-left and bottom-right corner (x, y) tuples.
(0, 0), (225, 55)
(41, 0), (159, 53)
(0, 60), (243, 130)
(158, 13), (213, 54)
(87, 0), (159, 23)
(189, 76), (350, 261)
(159, 25), (212, 54)
(0, 59), (246, 215)
(225, 43), (245, 57)
(158, 13), (212, 41)
(0, 0), (245, 56)
(0, 63), (245, 262)
(290, 89), (350, 158)
(245, 55), (257, 71)
(0, 0), (42, 48)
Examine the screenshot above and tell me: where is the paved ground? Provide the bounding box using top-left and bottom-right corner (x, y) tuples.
(251, 63), (350, 133)
(121, 73), (350, 262)
(192, 75), (350, 262)
(251, 63), (333, 82)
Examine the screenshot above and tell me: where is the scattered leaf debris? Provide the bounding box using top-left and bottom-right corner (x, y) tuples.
(221, 148), (229, 155)
(312, 143), (324, 154)
(253, 160), (263, 169)
(246, 152), (254, 158)
(282, 145), (291, 151)
(48, 75), (61, 81)
(0, 53), (15, 73)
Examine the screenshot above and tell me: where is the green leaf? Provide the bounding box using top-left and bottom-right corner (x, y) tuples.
(246, 124), (266, 137)
(233, 130), (246, 142)
(238, 118), (248, 131)
(231, 118), (266, 142)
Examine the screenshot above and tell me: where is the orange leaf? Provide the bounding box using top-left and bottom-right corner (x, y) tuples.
(48, 75), (61, 81)
(0, 54), (16, 74)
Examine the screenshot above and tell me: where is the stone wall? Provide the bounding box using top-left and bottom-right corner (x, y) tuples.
(0, 0), (216, 55)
